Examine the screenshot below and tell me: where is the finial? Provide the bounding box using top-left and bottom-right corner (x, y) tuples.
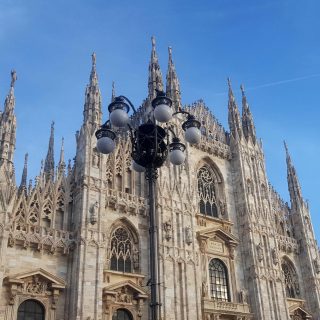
(10, 70), (17, 88)
(168, 46), (172, 58)
(92, 52), (96, 67)
(151, 36), (156, 48)
(51, 121), (55, 131)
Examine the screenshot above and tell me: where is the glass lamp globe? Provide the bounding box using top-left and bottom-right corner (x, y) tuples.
(110, 109), (129, 128)
(169, 149), (186, 165)
(169, 138), (186, 165)
(132, 160), (145, 172)
(154, 104), (173, 123)
(96, 136), (116, 154)
(185, 126), (201, 144)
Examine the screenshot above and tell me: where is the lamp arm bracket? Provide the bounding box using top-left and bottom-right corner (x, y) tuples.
(172, 109), (191, 117)
(118, 95), (137, 114)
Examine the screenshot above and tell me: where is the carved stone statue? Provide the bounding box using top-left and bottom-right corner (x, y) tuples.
(272, 248), (279, 265)
(133, 247), (139, 269)
(163, 219), (172, 241)
(202, 280), (208, 297)
(256, 243), (263, 262)
(314, 259), (320, 274)
(89, 201), (99, 225)
(239, 288), (248, 304)
(185, 226), (192, 245)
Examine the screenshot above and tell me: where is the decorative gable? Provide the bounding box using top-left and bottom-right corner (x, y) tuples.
(5, 268), (65, 307)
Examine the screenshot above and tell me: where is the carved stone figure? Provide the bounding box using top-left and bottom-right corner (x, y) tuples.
(133, 247), (139, 269)
(202, 280), (208, 297)
(314, 259), (320, 274)
(272, 248), (279, 265)
(239, 288), (248, 304)
(163, 219), (172, 241)
(89, 201), (99, 225)
(256, 243), (263, 262)
(185, 226), (192, 245)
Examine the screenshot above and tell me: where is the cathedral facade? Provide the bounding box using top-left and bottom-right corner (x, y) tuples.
(0, 38), (319, 320)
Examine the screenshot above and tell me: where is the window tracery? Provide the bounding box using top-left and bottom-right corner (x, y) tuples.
(282, 258), (300, 298)
(197, 166), (218, 217)
(110, 227), (137, 273)
(209, 258), (230, 302)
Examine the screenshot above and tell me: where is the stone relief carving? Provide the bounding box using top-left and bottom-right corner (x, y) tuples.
(185, 226), (192, 245)
(116, 287), (132, 303)
(163, 219), (172, 241)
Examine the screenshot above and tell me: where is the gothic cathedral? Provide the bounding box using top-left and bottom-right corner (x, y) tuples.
(0, 38), (319, 320)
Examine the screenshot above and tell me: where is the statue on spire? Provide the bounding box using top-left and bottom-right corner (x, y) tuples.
(10, 70), (17, 88)
(92, 52), (96, 66)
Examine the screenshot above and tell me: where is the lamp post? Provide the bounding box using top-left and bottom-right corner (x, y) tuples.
(95, 90), (201, 320)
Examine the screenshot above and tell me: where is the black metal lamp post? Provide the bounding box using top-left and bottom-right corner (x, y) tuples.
(95, 90), (201, 320)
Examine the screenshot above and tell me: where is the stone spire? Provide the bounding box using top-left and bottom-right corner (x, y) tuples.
(58, 137), (66, 174)
(0, 70), (17, 172)
(148, 36), (164, 101)
(83, 52), (102, 126)
(240, 84), (256, 143)
(44, 121), (55, 180)
(166, 46), (181, 111)
(227, 78), (242, 139)
(19, 153), (28, 195)
(111, 81), (115, 102)
(284, 141), (303, 209)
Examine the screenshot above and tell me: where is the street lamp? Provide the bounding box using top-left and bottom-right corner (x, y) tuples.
(95, 90), (201, 320)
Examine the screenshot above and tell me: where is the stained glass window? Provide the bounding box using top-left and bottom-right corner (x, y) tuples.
(198, 166), (218, 217)
(209, 259), (230, 302)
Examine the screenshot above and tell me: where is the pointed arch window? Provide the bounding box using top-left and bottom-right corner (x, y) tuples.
(198, 166), (218, 217)
(209, 258), (230, 302)
(110, 227), (136, 273)
(281, 259), (300, 298)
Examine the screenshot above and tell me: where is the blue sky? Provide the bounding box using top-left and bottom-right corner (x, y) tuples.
(0, 0), (319, 238)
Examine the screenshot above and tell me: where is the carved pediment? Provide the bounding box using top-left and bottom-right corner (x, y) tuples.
(7, 268), (66, 289)
(103, 280), (148, 302)
(289, 306), (312, 319)
(197, 227), (239, 246)
(5, 268), (65, 306)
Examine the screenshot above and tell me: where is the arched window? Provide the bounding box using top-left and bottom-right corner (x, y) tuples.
(112, 308), (132, 320)
(281, 258), (299, 298)
(198, 166), (218, 217)
(209, 259), (230, 302)
(17, 299), (44, 320)
(110, 227), (136, 273)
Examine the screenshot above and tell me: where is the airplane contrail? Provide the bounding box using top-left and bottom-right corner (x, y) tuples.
(212, 72), (320, 96)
